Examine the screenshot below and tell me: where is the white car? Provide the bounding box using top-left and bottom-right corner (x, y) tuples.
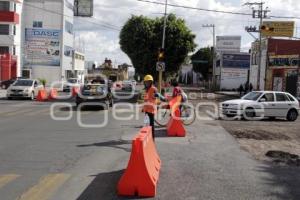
(63, 78), (81, 92)
(6, 79), (44, 100)
(221, 91), (300, 121)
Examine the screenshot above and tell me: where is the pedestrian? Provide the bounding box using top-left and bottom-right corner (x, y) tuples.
(245, 82), (249, 94)
(249, 83), (253, 92)
(143, 75), (157, 141)
(238, 84), (244, 97)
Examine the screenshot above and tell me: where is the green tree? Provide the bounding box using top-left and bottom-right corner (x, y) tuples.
(119, 14), (196, 80)
(191, 47), (213, 80)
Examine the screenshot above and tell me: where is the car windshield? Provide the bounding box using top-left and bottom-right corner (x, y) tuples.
(242, 92), (262, 100)
(13, 80), (33, 86)
(68, 79), (78, 83)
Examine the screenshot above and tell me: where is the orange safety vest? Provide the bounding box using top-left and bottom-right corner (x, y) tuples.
(143, 86), (157, 114)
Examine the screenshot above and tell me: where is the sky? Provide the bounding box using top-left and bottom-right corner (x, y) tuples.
(73, 0), (300, 66)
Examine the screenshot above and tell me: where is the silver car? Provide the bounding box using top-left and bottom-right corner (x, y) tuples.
(6, 79), (44, 100)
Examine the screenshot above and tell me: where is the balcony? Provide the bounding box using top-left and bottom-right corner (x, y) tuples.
(0, 11), (19, 24)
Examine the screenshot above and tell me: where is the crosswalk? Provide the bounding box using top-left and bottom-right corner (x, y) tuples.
(0, 173), (70, 200)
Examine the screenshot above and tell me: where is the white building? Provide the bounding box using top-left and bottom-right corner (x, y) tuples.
(21, 0), (75, 85)
(216, 52), (251, 90)
(73, 50), (85, 82)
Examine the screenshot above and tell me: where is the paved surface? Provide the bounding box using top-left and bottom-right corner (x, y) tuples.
(0, 99), (299, 200)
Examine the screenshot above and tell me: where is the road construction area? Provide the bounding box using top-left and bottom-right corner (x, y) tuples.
(0, 93), (299, 200)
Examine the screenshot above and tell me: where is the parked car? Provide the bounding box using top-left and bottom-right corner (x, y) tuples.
(75, 82), (113, 109)
(6, 79), (44, 100)
(63, 78), (81, 92)
(122, 80), (134, 91)
(221, 91), (299, 121)
(1, 78), (18, 89)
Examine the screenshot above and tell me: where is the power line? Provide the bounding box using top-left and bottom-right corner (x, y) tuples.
(136, 0), (300, 19)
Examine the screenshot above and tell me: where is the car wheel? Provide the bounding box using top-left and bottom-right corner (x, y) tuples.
(286, 109), (298, 121)
(30, 92), (35, 100)
(244, 107), (255, 119)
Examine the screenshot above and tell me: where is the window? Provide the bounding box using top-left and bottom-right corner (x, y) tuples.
(13, 25), (16, 35)
(65, 20), (73, 34)
(0, 46), (9, 54)
(276, 93), (290, 102)
(64, 46), (73, 57)
(261, 93), (274, 102)
(13, 3), (16, 12)
(0, 25), (9, 35)
(33, 21), (43, 28)
(0, 2), (10, 11)
(13, 46), (16, 55)
(286, 94), (296, 102)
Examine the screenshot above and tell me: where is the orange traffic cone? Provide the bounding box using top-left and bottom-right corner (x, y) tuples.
(48, 88), (58, 100)
(36, 89), (48, 101)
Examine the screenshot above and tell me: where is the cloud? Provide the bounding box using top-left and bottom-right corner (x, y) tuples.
(74, 0), (300, 65)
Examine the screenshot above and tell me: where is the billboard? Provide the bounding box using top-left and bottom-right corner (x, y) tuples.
(262, 21), (295, 38)
(74, 0), (93, 17)
(222, 54), (250, 69)
(25, 28), (61, 66)
(216, 36), (241, 52)
(268, 54), (299, 68)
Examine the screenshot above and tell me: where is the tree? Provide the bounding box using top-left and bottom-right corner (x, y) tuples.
(191, 47), (213, 80)
(119, 14), (196, 80)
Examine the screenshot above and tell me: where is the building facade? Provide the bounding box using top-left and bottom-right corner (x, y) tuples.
(216, 52), (250, 90)
(21, 0), (75, 85)
(250, 38), (300, 98)
(0, 0), (22, 81)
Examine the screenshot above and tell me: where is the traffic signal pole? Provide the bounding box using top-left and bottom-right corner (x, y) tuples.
(244, 1), (270, 90)
(158, 0), (168, 93)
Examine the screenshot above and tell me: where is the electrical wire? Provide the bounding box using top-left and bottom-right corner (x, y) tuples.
(136, 0), (300, 20)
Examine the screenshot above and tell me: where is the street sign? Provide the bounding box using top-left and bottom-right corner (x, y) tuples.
(156, 62), (165, 72)
(261, 21), (295, 38)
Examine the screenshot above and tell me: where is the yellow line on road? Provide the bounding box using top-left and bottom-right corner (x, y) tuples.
(17, 174), (70, 200)
(25, 108), (50, 116)
(3, 109), (33, 117)
(0, 174), (20, 188)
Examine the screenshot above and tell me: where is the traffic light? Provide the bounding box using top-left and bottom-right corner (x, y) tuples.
(261, 25), (274, 32)
(157, 48), (165, 61)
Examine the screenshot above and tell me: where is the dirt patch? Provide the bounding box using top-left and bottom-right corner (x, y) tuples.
(266, 150), (300, 167)
(230, 129), (291, 140)
(219, 116), (300, 166)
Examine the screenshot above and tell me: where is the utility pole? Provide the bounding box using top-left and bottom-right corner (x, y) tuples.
(244, 2), (270, 90)
(202, 24), (216, 90)
(158, 0), (167, 93)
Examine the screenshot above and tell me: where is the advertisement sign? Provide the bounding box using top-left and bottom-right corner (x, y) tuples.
(222, 54), (250, 69)
(221, 68), (248, 79)
(268, 54), (299, 68)
(25, 28), (61, 66)
(74, 0), (94, 17)
(216, 36), (241, 52)
(221, 68), (249, 89)
(262, 21), (295, 38)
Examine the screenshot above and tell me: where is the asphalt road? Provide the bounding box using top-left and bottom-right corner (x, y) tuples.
(0, 97), (299, 200)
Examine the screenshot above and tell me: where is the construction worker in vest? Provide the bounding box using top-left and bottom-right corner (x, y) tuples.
(143, 74), (158, 140)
